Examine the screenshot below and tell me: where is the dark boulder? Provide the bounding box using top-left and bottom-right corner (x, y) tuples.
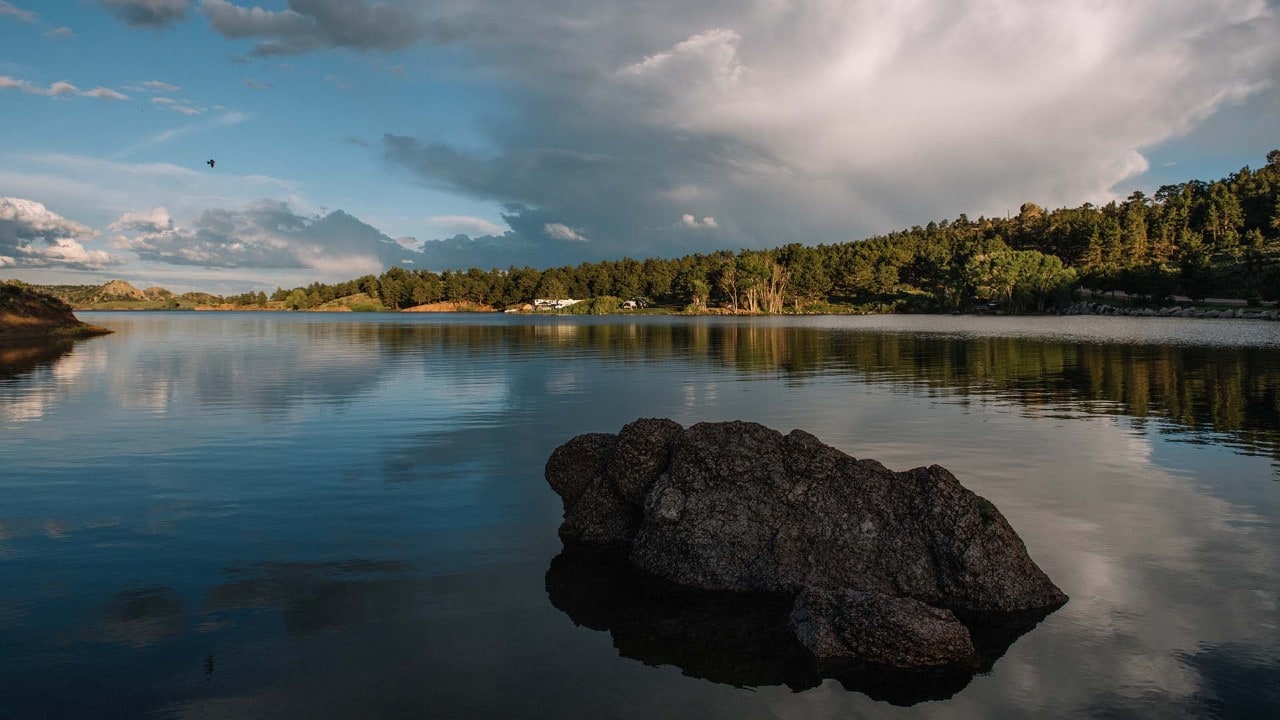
(631, 421), (1066, 612)
(544, 418), (1067, 673)
(545, 432), (616, 509)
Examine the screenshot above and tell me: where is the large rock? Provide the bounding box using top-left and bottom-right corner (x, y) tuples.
(545, 419), (1067, 672)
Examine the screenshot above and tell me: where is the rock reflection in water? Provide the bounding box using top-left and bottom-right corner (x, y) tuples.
(545, 545), (1055, 706)
(0, 339), (76, 380)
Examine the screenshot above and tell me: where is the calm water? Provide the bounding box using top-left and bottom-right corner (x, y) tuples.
(1, 312), (1278, 719)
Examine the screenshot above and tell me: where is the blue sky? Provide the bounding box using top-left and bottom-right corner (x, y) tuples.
(1, 0), (1278, 293)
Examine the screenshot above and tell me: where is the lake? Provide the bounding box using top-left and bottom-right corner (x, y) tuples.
(1, 312), (1278, 719)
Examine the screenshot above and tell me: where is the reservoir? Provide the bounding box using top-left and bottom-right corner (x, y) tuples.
(1, 312), (1277, 718)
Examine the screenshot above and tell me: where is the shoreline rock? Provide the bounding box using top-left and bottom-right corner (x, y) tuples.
(545, 419), (1067, 673)
(1060, 300), (1279, 320)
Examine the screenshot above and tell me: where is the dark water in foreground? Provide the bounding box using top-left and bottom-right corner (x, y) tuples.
(1, 312), (1278, 719)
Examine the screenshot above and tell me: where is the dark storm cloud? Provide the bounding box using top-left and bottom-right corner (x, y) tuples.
(382, 128), (755, 268)
(201, 0), (476, 57)
(98, 0), (191, 28)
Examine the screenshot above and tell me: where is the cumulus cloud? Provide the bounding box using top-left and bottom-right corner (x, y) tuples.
(377, 0), (1280, 268)
(109, 200), (419, 273)
(83, 87), (130, 100)
(109, 207), (173, 234)
(0, 197), (120, 270)
(0, 1), (34, 23)
(430, 214), (505, 237)
(46, 81), (79, 97)
(618, 27), (744, 103)
(201, 0), (469, 57)
(98, 0), (191, 28)
(543, 222), (588, 242)
(0, 75), (130, 100)
(136, 80), (179, 92)
(681, 214), (718, 229)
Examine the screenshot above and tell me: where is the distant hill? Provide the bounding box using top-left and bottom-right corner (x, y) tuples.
(27, 281), (239, 310)
(0, 282), (111, 340)
(94, 279), (148, 302)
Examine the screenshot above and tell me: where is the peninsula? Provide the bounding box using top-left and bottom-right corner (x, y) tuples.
(0, 282), (112, 341)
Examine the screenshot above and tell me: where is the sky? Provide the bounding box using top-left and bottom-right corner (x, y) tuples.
(1, 0), (1278, 294)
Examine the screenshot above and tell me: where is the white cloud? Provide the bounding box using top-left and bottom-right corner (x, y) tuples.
(83, 87), (129, 100)
(108, 200), (415, 275)
(109, 206), (173, 234)
(618, 27), (743, 100)
(46, 81), (79, 97)
(681, 213), (718, 229)
(45, 26), (75, 40)
(0, 1), (34, 23)
(138, 80), (179, 92)
(431, 214), (506, 237)
(149, 93), (206, 114)
(543, 222), (589, 242)
(0, 196), (120, 270)
(0, 75), (130, 100)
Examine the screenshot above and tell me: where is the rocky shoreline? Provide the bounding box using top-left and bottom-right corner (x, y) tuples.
(1060, 300), (1280, 320)
(0, 284), (112, 341)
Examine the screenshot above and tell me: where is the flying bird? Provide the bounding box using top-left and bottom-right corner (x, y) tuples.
(207, 159), (216, 168)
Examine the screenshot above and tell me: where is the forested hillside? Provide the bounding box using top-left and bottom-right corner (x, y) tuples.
(267, 151), (1280, 313)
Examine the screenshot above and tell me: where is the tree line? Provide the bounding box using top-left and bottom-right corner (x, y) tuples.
(262, 150), (1280, 312)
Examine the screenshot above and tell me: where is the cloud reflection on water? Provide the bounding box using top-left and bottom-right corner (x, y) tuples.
(0, 314), (1276, 718)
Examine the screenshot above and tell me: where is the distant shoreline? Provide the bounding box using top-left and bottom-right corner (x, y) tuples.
(71, 304), (1280, 321)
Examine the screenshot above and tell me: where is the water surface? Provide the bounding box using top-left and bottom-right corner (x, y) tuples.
(1, 313), (1277, 718)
